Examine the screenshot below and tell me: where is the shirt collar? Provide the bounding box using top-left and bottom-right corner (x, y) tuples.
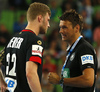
(21, 29), (35, 35)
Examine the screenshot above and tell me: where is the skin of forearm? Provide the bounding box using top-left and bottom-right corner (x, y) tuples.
(26, 72), (42, 92)
(0, 69), (5, 85)
(63, 75), (94, 88)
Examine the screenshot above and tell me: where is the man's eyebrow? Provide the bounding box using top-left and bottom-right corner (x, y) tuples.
(59, 25), (67, 28)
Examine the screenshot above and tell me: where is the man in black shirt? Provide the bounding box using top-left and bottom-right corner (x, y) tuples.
(48, 9), (98, 92)
(3, 2), (51, 92)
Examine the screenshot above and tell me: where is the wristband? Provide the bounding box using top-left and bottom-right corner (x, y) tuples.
(59, 77), (64, 85)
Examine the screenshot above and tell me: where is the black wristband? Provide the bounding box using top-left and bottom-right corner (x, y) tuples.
(59, 77), (64, 85)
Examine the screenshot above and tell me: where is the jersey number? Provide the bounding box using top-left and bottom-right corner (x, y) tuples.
(6, 53), (16, 76)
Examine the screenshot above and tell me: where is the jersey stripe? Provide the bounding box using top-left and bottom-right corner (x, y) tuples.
(29, 56), (41, 64)
(22, 29), (35, 34)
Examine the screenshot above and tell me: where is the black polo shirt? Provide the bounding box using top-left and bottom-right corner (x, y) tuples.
(63, 38), (98, 92)
(4, 29), (44, 92)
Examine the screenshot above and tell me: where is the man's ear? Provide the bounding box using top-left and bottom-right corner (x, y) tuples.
(74, 24), (80, 33)
(38, 15), (43, 22)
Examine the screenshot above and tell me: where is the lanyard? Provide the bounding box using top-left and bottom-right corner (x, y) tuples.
(61, 35), (83, 75)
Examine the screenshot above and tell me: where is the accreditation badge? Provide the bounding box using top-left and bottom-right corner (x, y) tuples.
(63, 68), (70, 78)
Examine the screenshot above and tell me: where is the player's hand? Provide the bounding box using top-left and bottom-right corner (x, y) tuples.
(0, 81), (8, 92)
(48, 72), (61, 84)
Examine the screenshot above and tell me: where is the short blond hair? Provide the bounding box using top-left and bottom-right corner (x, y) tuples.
(27, 2), (51, 21)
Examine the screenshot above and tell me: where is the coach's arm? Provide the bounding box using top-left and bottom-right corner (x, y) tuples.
(26, 61), (42, 92)
(48, 68), (94, 87)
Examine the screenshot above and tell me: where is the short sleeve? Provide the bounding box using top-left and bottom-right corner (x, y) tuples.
(26, 38), (44, 64)
(78, 45), (95, 71)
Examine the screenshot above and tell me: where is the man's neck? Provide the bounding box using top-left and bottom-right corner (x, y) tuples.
(69, 34), (81, 46)
(25, 22), (39, 36)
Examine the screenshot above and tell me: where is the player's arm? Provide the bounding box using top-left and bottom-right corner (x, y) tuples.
(0, 68), (7, 92)
(26, 61), (42, 92)
(0, 47), (8, 92)
(48, 68), (94, 87)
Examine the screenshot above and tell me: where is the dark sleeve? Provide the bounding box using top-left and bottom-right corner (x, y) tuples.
(78, 45), (95, 71)
(26, 38), (44, 64)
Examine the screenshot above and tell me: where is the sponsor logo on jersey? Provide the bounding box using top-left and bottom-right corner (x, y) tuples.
(63, 68), (70, 78)
(19, 32), (22, 34)
(37, 40), (42, 45)
(32, 45), (43, 57)
(81, 55), (94, 65)
(70, 53), (75, 61)
(5, 77), (17, 92)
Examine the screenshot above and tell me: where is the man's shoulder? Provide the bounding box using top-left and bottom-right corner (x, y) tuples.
(74, 38), (95, 55)
(78, 38), (94, 50)
(13, 32), (44, 47)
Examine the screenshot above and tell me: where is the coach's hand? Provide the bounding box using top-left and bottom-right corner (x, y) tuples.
(48, 72), (61, 84)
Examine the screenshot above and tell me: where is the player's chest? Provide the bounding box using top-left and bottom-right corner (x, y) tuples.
(65, 52), (79, 69)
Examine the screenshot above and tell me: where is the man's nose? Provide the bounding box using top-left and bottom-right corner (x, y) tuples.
(48, 23), (50, 28)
